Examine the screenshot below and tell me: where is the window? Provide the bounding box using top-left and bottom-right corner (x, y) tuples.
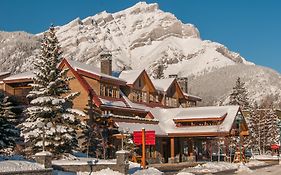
(149, 94), (154, 102)
(100, 83), (119, 98)
(142, 92), (147, 103)
(155, 95), (159, 102)
(132, 90), (149, 103)
(165, 97), (178, 107)
(175, 120), (223, 127)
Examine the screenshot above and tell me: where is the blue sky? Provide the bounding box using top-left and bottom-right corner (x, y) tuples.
(1, 0), (280, 73)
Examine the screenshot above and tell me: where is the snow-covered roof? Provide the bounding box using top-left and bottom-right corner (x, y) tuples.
(118, 69), (144, 85)
(151, 78), (175, 92)
(120, 91), (150, 111)
(184, 92), (202, 101)
(3, 71), (35, 81)
(115, 121), (166, 136)
(66, 59), (126, 82)
(0, 71), (10, 77)
(99, 97), (128, 108)
(149, 105), (240, 135)
(174, 108), (226, 120)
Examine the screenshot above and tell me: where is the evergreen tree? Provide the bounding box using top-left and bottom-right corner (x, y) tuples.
(265, 108), (280, 145)
(244, 103), (259, 151)
(79, 93), (117, 159)
(19, 26), (83, 156)
(228, 77), (250, 152)
(229, 77), (250, 110)
(154, 64), (165, 79)
(0, 95), (20, 152)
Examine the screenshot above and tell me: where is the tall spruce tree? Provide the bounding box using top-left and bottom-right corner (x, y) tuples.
(0, 95), (19, 152)
(265, 108), (280, 145)
(228, 77), (252, 153)
(244, 103), (259, 150)
(229, 77), (250, 110)
(19, 26), (83, 156)
(80, 94), (117, 159)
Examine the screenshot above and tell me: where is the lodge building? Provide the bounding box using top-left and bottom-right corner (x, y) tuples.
(0, 52), (249, 163)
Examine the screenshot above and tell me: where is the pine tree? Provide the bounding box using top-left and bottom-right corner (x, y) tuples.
(79, 93), (117, 159)
(154, 64), (165, 79)
(265, 108), (280, 145)
(79, 94), (103, 157)
(244, 103), (259, 151)
(228, 77), (250, 152)
(0, 95), (20, 152)
(19, 26), (83, 156)
(229, 77), (250, 110)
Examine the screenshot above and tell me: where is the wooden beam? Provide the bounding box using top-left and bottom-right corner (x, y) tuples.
(142, 128), (146, 169)
(170, 137), (175, 162)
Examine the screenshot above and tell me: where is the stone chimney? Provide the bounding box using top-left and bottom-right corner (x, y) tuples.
(169, 74), (178, 78)
(100, 48), (112, 76)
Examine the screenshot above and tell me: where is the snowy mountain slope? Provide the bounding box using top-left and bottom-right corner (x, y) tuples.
(188, 64), (281, 106)
(0, 2), (280, 106)
(0, 31), (40, 73)
(53, 2), (252, 76)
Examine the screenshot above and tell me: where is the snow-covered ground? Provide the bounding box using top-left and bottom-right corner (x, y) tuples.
(54, 168), (124, 175)
(54, 162), (162, 175)
(252, 154), (280, 160)
(177, 160), (267, 174)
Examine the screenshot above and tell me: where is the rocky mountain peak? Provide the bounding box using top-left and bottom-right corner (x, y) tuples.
(0, 2), (280, 106)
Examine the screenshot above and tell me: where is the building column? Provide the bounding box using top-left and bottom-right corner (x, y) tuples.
(170, 137), (175, 163)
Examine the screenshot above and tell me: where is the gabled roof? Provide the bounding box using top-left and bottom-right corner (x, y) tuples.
(65, 59), (126, 84)
(184, 92), (202, 102)
(116, 121), (166, 136)
(3, 71), (35, 83)
(0, 72), (10, 79)
(151, 78), (175, 92)
(148, 105), (246, 137)
(118, 69), (144, 85)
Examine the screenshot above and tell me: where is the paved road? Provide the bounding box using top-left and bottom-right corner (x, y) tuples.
(236, 164), (281, 175)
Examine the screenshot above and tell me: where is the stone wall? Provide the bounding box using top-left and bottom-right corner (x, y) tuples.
(53, 150), (130, 174)
(53, 163), (128, 174)
(0, 169), (52, 175)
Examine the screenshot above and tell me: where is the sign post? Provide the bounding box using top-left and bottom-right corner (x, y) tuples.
(133, 129), (155, 169)
(142, 128), (146, 169)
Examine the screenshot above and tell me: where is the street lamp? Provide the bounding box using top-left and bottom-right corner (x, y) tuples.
(236, 111), (243, 163)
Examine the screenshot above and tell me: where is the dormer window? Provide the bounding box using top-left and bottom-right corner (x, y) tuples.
(100, 83), (119, 98)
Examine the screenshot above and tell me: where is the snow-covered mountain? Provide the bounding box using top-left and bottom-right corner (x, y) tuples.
(0, 2), (280, 106)
(54, 2), (253, 77)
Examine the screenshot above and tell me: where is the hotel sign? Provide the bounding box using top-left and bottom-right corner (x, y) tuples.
(133, 130), (155, 145)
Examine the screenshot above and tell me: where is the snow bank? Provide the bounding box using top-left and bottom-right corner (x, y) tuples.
(54, 170), (123, 175)
(176, 172), (195, 175)
(179, 160), (267, 174)
(77, 168), (124, 175)
(246, 160), (267, 167)
(132, 167), (163, 175)
(252, 154), (279, 160)
(179, 162), (238, 174)
(235, 163), (253, 173)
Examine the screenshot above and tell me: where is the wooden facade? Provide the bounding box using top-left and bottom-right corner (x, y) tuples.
(0, 58), (248, 163)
